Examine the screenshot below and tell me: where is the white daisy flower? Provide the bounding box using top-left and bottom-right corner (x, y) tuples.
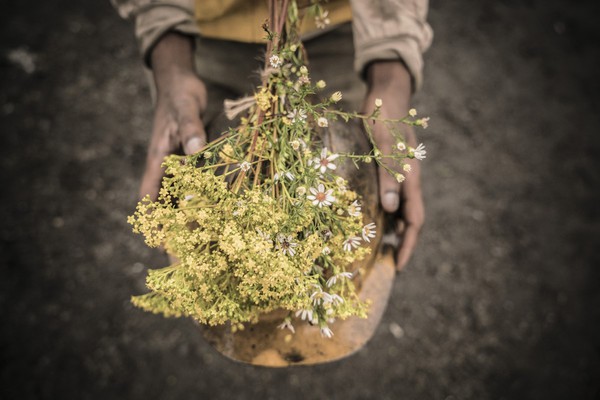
(317, 117), (328, 127)
(321, 326), (334, 338)
(347, 200), (362, 217)
(311, 290), (333, 306)
(409, 108), (417, 117)
(313, 147), (339, 174)
(240, 161), (251, 172)
(287, 108), (307, 123)
(277, 319), (295, 334)
(315, 10), (330, 29)
(307, 184), (336, 207)
(410, 143), (427, 160)
(362, 222), (377, 242)
(274, 171), (295, 181)
(327, 271), (354, 287)
(330, 91), (342, 103)
(403, 164), (412, 173)
(416, 117), (430, 129)
(343, 236), (362, 251)
(276, 234), (298, 256)
(396, 142), (406, 151)
(329, 294), (344, 305)
(256, 228), (273, 247)
(295, 309), (314, 323)
(297, 75), (310, 86)
(269, 54), (282, 68)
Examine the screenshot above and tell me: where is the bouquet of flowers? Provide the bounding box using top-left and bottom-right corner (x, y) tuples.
(128, 0), (428, 338)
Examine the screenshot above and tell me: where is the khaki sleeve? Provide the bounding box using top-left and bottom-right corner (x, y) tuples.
(350, 0), (433, 91)
(111, 0), (200, 67)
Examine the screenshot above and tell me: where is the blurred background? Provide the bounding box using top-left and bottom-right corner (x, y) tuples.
(1, 0), (599, 399)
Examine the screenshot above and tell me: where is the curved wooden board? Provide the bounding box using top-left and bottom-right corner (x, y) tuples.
(199, 246), (396, 366)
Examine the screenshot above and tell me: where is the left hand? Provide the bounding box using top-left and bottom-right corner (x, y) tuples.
(362, 61), (425, 271)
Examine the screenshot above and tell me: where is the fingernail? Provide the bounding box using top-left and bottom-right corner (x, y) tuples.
(186, 137), (203, 154)
(383, 192), (399, 211)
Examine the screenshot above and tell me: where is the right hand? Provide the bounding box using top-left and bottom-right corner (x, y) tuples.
(140, 33), (208, 200)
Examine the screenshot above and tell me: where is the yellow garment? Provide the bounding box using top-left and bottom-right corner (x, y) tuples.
(195, 0), (352, 43)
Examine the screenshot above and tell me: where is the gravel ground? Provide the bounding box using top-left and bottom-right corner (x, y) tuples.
(1, 1), (599, 399)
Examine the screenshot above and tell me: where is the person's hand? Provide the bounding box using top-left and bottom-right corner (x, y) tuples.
(140, 32), (208, 200)
(362, 61), (425, 271)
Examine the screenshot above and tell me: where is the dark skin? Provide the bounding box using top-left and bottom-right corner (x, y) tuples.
(142, 32), (424, 271)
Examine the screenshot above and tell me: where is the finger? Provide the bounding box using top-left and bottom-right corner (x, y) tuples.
(176, 100), (207, 155)
(139, 120), (178, 201)
(395, 164), (424, 270)
(371, 119), (402, 213)
(396, 222), (420, 271)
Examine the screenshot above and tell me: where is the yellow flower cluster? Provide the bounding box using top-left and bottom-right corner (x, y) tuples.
(129, 160), (369, 326)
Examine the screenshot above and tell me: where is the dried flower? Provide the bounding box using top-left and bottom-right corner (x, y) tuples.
(397, 142), (406, 151)
(395, 173), (406, 183)
(403, 164), (412, 173)
(330, 91), (342, 103)
(296, 186), (306, 196)
(374, 98), (383, 108)
(317, 117), (328, 128)
(269, 54), (282, 68)
(240, 161), (251, 172)
(409, 108), (417, 117)
(415, 117), (430, 129)
(316, 80), (326, 89)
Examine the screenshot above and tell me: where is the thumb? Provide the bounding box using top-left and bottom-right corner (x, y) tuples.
(177, 102), (207, 155)
(378, 166), (401, 213)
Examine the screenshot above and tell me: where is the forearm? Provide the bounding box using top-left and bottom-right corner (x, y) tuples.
(111, 0), (199, 67)
(151, 32), (196, 93)
(350, 0), (433, 92)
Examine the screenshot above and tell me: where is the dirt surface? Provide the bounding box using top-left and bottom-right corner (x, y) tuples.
(1, 1), (599, 399)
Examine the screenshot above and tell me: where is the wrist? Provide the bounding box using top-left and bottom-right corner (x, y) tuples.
(366, 60), (412, 97)
(150, 32), (196, 93)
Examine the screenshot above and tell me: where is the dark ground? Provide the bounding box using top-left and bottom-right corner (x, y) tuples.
(1, 0), (599, 399)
